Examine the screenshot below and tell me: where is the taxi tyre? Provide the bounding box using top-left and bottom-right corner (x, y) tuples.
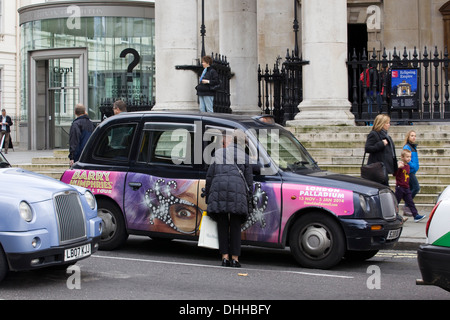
(344, 249), (379, 261)
(0, 245), (8, 282)
(97, 199), (128, 250)
(289, 212), (346, 269)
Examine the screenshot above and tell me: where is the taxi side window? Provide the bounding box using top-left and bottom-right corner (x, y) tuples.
(138, 123), (195, 166)
(93, 123), (137, 161)
(203, 125), (259, 165)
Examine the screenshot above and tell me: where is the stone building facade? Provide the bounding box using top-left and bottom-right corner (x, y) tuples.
(2, 0), (450, 147)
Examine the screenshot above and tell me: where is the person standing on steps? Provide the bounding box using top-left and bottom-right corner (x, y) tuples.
(196, 55), (220, 113)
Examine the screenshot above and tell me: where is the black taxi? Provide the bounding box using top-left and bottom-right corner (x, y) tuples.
(61, 112), (403, 269)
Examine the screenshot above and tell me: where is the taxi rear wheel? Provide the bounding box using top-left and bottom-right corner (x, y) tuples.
(289, 213), (346, 269)
(97, 199), (128, 250)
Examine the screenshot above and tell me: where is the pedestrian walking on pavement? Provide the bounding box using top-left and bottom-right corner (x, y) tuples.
(0, 109), (13, 154)
(402, 130), (420, 216)
(394, 149), (426, 223)
(205, 130), (253, 268)
(69, 104), (95, 167)
(364, 114), (398, 186)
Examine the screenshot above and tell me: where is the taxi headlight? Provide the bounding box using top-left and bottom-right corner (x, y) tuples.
(359, 194), (369, 214)
(19, 201), (33, 222)
(85, 190), (96, 210)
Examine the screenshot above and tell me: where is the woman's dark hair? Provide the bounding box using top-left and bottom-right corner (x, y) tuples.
(202, 55), (213, 66)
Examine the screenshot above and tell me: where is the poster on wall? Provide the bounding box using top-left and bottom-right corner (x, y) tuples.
(390, 68), (420, 109)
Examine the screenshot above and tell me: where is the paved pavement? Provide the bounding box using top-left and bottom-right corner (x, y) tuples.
(1, 148), (429, 250)
(2, 148), (54, 164)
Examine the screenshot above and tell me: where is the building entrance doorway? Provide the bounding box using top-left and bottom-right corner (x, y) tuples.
(47, 58), (80, 149)
(348, 24), (368, 58)
(29, 49), (87, 150)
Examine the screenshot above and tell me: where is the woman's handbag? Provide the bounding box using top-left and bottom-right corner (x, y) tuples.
(360, 152), (387, 184)
(198, 212), (219, 249)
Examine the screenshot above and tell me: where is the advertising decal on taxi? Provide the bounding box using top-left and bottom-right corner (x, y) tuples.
(432, 232), (450, 247)
(284, 183), (354, 216)
(62, 170), (124, 196)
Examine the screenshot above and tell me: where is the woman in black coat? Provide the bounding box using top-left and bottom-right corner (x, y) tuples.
(364, 114), (397, 186)
(205, 131), (253, 268)
(196, 55), (220, 113)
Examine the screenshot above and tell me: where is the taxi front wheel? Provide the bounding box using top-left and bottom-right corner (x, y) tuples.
(97, 199), (128, 251)
(0, 245), (7, 283)
(289, 213), (346, 269)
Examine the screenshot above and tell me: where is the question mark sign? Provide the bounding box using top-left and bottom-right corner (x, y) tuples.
(120, 48), (140, 82)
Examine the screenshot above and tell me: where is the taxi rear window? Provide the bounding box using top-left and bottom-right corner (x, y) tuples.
(138, 122), (195, 166)
(93, 123), (137, 162)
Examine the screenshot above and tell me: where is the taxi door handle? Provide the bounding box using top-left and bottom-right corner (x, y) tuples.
(129, 182), (142, 191)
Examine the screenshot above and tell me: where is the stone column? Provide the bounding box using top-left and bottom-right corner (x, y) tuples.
(153, 0), (199, 112)
(219, 0), (261, 115)
(287, 0), (355, 126)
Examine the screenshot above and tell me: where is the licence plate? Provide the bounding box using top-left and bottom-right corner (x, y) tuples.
(64, 244), (91, 262)
(387, 229), (401, 240)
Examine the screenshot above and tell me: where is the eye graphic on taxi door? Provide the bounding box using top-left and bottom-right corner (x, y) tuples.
(144, 178), (202, 234)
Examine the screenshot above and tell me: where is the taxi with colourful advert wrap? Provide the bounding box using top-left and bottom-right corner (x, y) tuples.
(61, 112), (403, 269)
(417, 185), (450, 292)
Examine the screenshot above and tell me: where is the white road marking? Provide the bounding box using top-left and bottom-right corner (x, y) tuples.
(91, 254), (354, 279)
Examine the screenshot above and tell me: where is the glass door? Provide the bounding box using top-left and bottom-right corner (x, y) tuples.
(48, 58), (80, 149)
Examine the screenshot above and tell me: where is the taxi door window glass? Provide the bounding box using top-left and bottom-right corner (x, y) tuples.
(258, 130), (316, 170)
(93, 123), (136, 161)
(139, 123), (195, 166)
(203, 125), (258, 164)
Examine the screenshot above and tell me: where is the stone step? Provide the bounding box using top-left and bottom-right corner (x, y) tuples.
(317, 156), (450, 166)
(412, 175), (450, 185)
(14, 163), (68, 172)
(301, 139), (450, 149)
(294, 132), (450, 142)
(53, 149), (69, 156)
(320, 164), (449, 176)
(308, 147), (450, 157)
(32, 156), (68, 165)
(288, 125), (450, 134)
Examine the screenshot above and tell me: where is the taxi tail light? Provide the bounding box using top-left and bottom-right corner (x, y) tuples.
(426, 201), (441, 237)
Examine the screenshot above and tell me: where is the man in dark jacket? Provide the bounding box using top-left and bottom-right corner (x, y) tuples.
(0, 109), (13, 154)
(205, 130), (253, 267)
(69, 104), (95, 167)
(196, 55), (220, 113)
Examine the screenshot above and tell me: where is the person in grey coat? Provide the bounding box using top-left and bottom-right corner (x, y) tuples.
(205, 130), (253, 268)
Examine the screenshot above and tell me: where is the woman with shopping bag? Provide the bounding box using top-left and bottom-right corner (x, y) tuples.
(205, 130), (253, 268)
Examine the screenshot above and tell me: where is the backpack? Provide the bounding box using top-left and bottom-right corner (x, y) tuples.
(360, 68), (371, 87)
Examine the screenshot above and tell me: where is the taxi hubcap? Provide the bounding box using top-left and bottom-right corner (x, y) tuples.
(300, 224), (332, 259)
(98, 209), (117, 241)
